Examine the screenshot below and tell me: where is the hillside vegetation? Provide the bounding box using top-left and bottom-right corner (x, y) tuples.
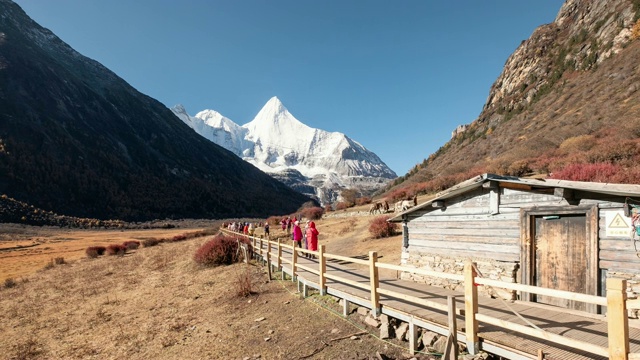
(386, 0), (640, 199)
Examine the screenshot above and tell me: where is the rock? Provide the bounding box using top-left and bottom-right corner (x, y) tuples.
(420, 331), (438, 347)
(254, 317), (266, 322)
(331, 328), (340, 334)
(356, 307), (369, 316)
(379, 314), (389, 324)
(350, 336), (360, 340)
(431, 336), (448, 354)
(395, 322), (409, 341)
(380, 323), (393, 339)
(268, 330), (274, 334)
(365, 315), (380, 328)
(264, 337), (271, 342)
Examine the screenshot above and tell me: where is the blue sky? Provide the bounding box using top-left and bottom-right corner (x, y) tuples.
(14, 0), (565, 175)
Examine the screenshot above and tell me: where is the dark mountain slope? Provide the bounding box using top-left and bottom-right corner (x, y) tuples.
(0, 0), (311, 221)
(387, 0), (640, 198)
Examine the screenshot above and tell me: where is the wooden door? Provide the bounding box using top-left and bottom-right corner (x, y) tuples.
(533, 214), (587, 311)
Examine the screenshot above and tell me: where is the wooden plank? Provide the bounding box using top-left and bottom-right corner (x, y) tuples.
(411, 233), (518, 243)
(297, 263), (319, 275)
(599, 239), (638, 251)
(600, 250), (640, 262)
(599, 260), (640, 274)
(409, 227), (520, 237)
(324, 272), (370, 290)
(376, 287), (452, 313)
(324, 253), (369, 265)
(410, 213), (519, 222)
(475, 278), (607, 306)
(410, 240), (519, 254)
(465, 261), (479, 355)
(475, 313), (609, 358)
(410, 219), (520, 229)
(369, 251), (380, 315)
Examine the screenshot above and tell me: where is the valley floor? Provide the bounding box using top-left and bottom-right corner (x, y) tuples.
(0, 210), (414, 359)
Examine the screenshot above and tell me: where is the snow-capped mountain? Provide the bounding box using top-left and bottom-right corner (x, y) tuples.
(172, 97), (397, 204)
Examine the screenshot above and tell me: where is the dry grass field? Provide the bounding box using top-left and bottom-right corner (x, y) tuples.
(0, 207), (424, 360)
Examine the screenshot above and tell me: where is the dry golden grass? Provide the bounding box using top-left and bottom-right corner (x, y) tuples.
(0, 212), (419, 360)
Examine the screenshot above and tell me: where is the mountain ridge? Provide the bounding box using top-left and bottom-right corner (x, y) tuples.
(0, 0), (313, 221)
(172, 96), (397, 204)
(388, 0), (640, 196)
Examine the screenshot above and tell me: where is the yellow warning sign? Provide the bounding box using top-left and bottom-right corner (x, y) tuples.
(609, 213), (629, 228)
(605, 210), (632, 237)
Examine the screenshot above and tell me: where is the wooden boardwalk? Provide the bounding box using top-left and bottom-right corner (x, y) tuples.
(232, 232), (640, 359)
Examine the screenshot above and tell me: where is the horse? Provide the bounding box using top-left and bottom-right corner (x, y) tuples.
(382, 201), (390, 213)
(395, 196), (418, 212)
(369, 202), (383, 214)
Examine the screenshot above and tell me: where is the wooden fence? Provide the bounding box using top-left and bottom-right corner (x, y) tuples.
(221, 229), (640, 360)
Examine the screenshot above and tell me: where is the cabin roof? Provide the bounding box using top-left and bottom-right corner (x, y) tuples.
(388, 173), (640, 222)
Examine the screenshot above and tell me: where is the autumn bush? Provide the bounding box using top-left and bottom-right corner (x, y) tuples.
(300, 206), (324, 220)
(86, 246), (106, 258)
(368, 215), (398, 239)
(235, 267), (253, 297)
(355, 197), (371, 206)
(142, 238), (161, 247)
(550, 163), (620, 182)
(4, 278), (16, 289)
(194, 234), (251, 266)
(106, 244), (127, 256)
(123, 241), (140, 250)
(172, 234), (187, 242)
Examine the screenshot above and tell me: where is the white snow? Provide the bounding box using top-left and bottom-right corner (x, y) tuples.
(171, 96), (396, 203)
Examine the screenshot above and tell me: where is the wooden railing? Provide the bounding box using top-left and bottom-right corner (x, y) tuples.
(221, 229), (639, 360)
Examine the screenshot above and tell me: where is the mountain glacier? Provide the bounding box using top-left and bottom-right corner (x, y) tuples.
(172, 97), (397, 204)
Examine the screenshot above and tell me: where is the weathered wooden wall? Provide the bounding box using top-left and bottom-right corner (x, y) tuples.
(402, 185), (640, 307)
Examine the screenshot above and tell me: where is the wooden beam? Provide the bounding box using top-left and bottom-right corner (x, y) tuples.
(369, 251), (380, 316)
(465, 261), (479, 355)
(277, 238), (282, 269)
(482, 181), (498, 189)
(319, 245), (327, 295)
(607, 278), (629, 360)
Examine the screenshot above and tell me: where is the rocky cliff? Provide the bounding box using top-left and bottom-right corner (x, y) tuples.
(392, 0), (640, 191)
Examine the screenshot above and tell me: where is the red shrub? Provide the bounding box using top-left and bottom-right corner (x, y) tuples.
(550, 163), (621, 182)
(368, 216), (398, 239)
(300, 206), (324, 220)
(172, 234), (188, 242)
(86, 246), (106, 258)
(324, 205), (332, 213)
(355, 197), (372, 206)
(106, 244), (127, 256)
(123, 241), (140, 250)
(142, 238), (161, 247)
(266, 216), (281, 226)
(193, 234), (251, 266)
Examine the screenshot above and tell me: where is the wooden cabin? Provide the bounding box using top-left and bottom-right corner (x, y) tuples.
(389, 173), (640, 316)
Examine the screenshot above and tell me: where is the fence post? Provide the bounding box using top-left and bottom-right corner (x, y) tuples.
(444, 295), (458, 360)
(408, 317), (418, 355)
(277, 238), (282, 270)
(464, 260), (479, 355)
(607, 278), (629, 360)
(259, 236), (264, 262)
(369, 251), (380, 316)
(292, 245), (297, 282)
(252, 237), (257, 259)
(319, 245), (326, 295)
(266, 238), (272, 280)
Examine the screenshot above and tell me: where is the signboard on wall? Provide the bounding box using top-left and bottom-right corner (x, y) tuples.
(605, 210), (632, 237)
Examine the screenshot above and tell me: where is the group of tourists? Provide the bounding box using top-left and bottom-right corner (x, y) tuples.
(226, 221), (258, 236)
(291, 219), (319, 259)
(226, 216), (320, 258)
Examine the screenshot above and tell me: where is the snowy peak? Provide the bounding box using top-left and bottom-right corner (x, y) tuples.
(243, 96), (308, 134)
(172, 97), (397, 203)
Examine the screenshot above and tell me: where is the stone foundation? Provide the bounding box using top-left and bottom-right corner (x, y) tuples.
(400, 250), (518, 300)
(607, 270), (640, 319)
